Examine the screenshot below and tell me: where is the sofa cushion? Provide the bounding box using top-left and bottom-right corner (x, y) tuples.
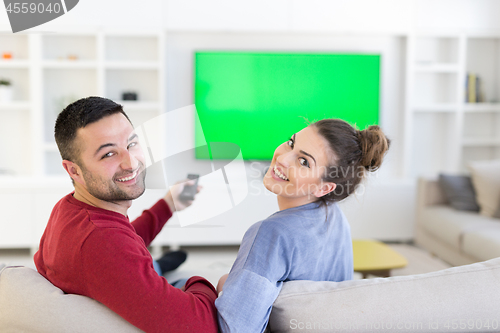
(468, 159), (500, 217)
(420, 206), (499, 250)
(0, 266), (143, 333)
(494, 198), (500, 219)
(438, 174), (480, 211)
(269, 257), (500, 332)
(462, 228), (500, 261)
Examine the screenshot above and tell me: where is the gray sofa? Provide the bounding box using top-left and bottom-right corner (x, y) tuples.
(415, 177), (500, 266)
(2, 258), (500, 332)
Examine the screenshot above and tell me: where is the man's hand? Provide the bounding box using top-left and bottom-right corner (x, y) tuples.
(163, 179), (202, 213)
(217, 273), (229, 295)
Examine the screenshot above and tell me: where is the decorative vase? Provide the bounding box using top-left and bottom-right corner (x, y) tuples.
(0, 86), (13, 102)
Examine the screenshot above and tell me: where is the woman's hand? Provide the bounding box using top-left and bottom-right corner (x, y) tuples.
(217, 273), (229, 295)
(163, 179), (202, 212)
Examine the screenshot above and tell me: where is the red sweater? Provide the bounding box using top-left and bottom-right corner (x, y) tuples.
(34, 193), (218, 333)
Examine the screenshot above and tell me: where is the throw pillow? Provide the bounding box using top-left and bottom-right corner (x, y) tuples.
(438, 174), (480, 211)
(468, 159), (500, 218)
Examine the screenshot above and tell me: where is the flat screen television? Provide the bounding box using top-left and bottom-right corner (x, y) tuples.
(194, 52), (380, 160)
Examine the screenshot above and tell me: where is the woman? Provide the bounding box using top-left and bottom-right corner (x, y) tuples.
(215, 119), (390, 333)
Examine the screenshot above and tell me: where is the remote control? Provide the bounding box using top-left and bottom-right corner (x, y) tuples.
(178, 174), (199, 201)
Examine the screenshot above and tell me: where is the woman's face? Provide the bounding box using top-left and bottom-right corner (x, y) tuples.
(263, 125), (336, 209)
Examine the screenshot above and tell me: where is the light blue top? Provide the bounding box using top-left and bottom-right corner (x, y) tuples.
(215, 201), (353, 333)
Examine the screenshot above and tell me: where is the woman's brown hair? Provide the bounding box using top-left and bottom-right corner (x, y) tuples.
(312, 119), (390, 205)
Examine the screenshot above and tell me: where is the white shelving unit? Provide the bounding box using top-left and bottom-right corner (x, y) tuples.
(102, 32), (165, 167)
(461, 36), (500, 167)
(0, 30), (166, 251)
(0, 30), (165, 177)
(405, 33), (500, 178)
(0, 34), (34, 177)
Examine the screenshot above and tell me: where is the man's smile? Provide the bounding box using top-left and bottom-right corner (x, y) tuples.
(115, 169), (139, 183)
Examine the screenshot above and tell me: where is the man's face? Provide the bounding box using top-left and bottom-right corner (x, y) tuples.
(73, 113), (146, 202)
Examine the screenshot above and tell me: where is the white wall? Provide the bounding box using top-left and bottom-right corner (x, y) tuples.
(164, 0), (413, 33)
(415, 0), (500, 32)
(3, 0), (500, 33)
(0, 0), (165, 30)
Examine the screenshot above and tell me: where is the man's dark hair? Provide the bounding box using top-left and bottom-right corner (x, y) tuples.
(54, 96), (131, 163)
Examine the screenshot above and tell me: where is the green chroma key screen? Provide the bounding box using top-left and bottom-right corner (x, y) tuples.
(194, 52), (380, 160)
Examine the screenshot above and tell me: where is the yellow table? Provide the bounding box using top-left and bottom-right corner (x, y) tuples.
(352, 239), (408, 279)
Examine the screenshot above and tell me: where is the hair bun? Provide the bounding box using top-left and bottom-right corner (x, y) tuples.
(357, 125), (390, 171)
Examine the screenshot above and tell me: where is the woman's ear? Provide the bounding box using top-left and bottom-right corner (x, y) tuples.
(62, 160), (84, 186)
(313, 182), (336, 198)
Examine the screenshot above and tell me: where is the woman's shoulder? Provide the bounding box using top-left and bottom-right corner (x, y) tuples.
(241, 214), (295, 246)
(257, 207), (313, 238)
(247, 202), (347, 241)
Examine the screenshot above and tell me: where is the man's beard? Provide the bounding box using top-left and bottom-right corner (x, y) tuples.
(81, 163), (147, 202)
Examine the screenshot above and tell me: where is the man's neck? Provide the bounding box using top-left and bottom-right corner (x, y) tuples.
(73, 185), (132, 216)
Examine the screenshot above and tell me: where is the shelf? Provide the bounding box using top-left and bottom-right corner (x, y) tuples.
(413, 104), (458, 113)
(462, 138), (500, 147)
(414, 63), (460, 73)
(415, 36), (460, 64)
(105, 61), (160, 70)
(463, 103), (500, 112)
(119, 101), (161, 111)
(0, 60), (30, 68)
(105, 35), (159, 63)
(105, 69), (159, 102)
(410, 112), (458, 176)
(0, 35), (29, 62)
(42, 60), (97, 69)
(42, 35), (97, 63)
(466, 38), (500, 104)
(413, 103), (500, 113)
(0, 101), (31, 110)
(413, 72), (458, 105)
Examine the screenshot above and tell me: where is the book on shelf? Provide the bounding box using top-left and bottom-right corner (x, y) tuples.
(465, 73), (485, 103)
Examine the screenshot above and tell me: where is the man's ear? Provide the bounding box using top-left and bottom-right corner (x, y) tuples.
(313, 182), (336, 198)
(62, 160), (84, 186)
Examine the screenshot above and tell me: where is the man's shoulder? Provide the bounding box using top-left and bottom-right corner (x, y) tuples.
(54, 193), (132, 231)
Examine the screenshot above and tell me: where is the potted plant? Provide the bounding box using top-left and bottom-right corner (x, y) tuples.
(0, 78), (13, 102)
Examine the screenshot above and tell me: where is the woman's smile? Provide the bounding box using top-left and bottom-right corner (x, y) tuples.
(271, 165), (289, 181)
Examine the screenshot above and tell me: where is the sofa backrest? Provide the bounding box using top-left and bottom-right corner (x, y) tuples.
(0, 265), (143, 333)
(2, 258), (500, 332)
(417, 177), (447, 209)
(269, 257), (500, 332)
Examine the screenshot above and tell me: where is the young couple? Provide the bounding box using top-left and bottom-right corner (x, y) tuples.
(34, 96), (389, 333)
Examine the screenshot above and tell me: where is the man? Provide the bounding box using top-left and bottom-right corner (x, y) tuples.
(34, 97), (218, 333)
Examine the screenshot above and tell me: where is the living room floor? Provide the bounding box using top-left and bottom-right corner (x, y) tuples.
(0, 243), (452, 287)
